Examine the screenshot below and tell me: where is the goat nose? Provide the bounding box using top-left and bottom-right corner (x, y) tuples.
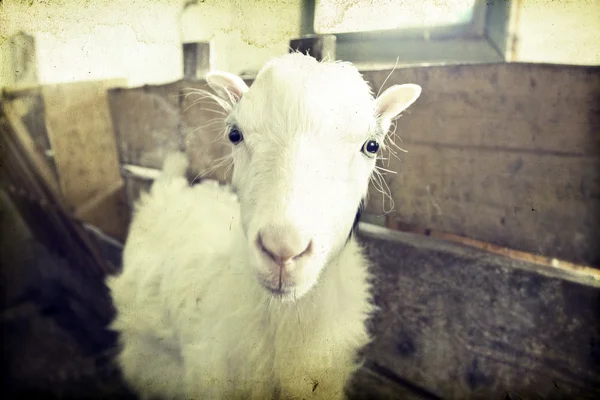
(257, 227), (312, 265)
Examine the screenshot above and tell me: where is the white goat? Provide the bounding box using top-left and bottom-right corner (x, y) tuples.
(107, 53), (421, 400)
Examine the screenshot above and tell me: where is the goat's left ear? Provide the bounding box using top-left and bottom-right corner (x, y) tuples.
(376, 84), (422, 134)
(206, 71), (249, 104)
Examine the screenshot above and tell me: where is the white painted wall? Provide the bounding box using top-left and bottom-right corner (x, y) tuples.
(507, 0), (600, 65)
(0, 0), (302, 88)
(0, 0), (597, 90)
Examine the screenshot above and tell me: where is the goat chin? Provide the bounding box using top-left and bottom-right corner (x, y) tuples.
(106, 158), (374, 400)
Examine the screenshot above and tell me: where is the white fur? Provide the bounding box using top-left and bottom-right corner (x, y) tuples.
(107, 53), (421, 400)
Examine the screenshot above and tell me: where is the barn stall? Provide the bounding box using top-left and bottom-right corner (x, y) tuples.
(1, 36), (599, 400)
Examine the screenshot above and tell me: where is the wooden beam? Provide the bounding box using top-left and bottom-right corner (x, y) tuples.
(357, 223), (600, 399)
(289, 35), (336, 60)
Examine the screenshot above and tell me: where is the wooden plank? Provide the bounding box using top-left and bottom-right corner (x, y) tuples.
(42, 81), (125, 210)
(357, 223), (600, 400)
(40, 80), (129, 239)
(395, 104), (598, 156)
(370, 144), (600, 266)
(74, 181), (130, 242)
(386, 218), (600, 286)
(361, 63), (600, 266)
(179, 81), (233, 182)
(2, 88), (56, 172)
(107, 81), (186, 169)
(1, 105), (111, 277)
(363, 63), (600, 98)
(2, 101), (60, 197)
(108, 78), (240, 204)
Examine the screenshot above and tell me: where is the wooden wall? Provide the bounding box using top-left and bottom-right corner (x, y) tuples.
(107, 81), (236, 210)
(361, 64), (600, 268)
(2, 81), (130, 241)
(356, 223), (600, 399)
(107, 63), (600, 267)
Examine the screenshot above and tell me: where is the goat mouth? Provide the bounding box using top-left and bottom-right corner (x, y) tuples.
(263, 286), (287, 296)
(259, 281), (293, 297)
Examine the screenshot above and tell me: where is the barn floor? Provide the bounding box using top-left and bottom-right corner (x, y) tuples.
(0, 193), (136, 399)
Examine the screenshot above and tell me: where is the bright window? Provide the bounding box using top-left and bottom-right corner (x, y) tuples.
(314, 0), (478, 34)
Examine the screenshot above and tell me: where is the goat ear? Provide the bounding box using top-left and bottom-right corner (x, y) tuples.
(206, 71), (249, 103)
(376, 84), (422, 134)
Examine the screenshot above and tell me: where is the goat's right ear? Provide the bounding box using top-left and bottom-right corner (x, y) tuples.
(376, 84), (422, 134)
(206, 71), (249, 104)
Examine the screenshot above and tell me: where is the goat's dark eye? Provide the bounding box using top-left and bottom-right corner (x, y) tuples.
(362, 140), (379, 157)
(228, 128), (243, 144)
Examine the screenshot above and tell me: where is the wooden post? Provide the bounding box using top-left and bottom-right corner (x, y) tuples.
(289, 35), (336, 61)
(183, 41), (211, 79)
(180, 0), (212, 79)
(9, 31), (39, 86)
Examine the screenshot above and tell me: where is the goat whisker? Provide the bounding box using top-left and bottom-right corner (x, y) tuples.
(192, 155), (233, 182)
(375, 166), (397, 175)
(371, 168), (395, 214)
(184, 120), (228, 142)
(375, 56), (400, 99)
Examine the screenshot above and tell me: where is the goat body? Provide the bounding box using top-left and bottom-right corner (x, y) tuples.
(107, 53), (421, 399)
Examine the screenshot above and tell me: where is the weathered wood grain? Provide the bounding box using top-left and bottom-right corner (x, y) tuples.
(110, 79), (243, 208)
(108, 80), (233, 181)
(358, 223), (600, 400)
(1, 105), (111, 277)
(108, 81), (186, 169)
(3, 83), (130, 240)
(376, 143), (600, 265)
(41, 81), (124, 209)
(362, 64), (600, 266)
(41, 80), (129, 240)
(386, 218), (600, 285)
(179, 81), (232, 182)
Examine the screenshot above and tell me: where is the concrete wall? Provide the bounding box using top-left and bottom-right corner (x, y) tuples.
(1, 0), (598, 88)
(0, 0), (302, 88)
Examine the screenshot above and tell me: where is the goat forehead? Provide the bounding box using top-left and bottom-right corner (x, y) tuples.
(237, 54), (375, 137)
(255, 53), (371, 90)
(244, 141), (345, 180)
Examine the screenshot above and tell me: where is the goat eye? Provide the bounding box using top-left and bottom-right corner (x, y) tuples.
(362, 140), (379, 157)
(228, 128), (243, 144)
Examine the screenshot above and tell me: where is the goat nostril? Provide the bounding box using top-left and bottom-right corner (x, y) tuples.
(293, 240), (313, 260)
(257, 232), (313, 265)
(257, 233), (277, 262)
